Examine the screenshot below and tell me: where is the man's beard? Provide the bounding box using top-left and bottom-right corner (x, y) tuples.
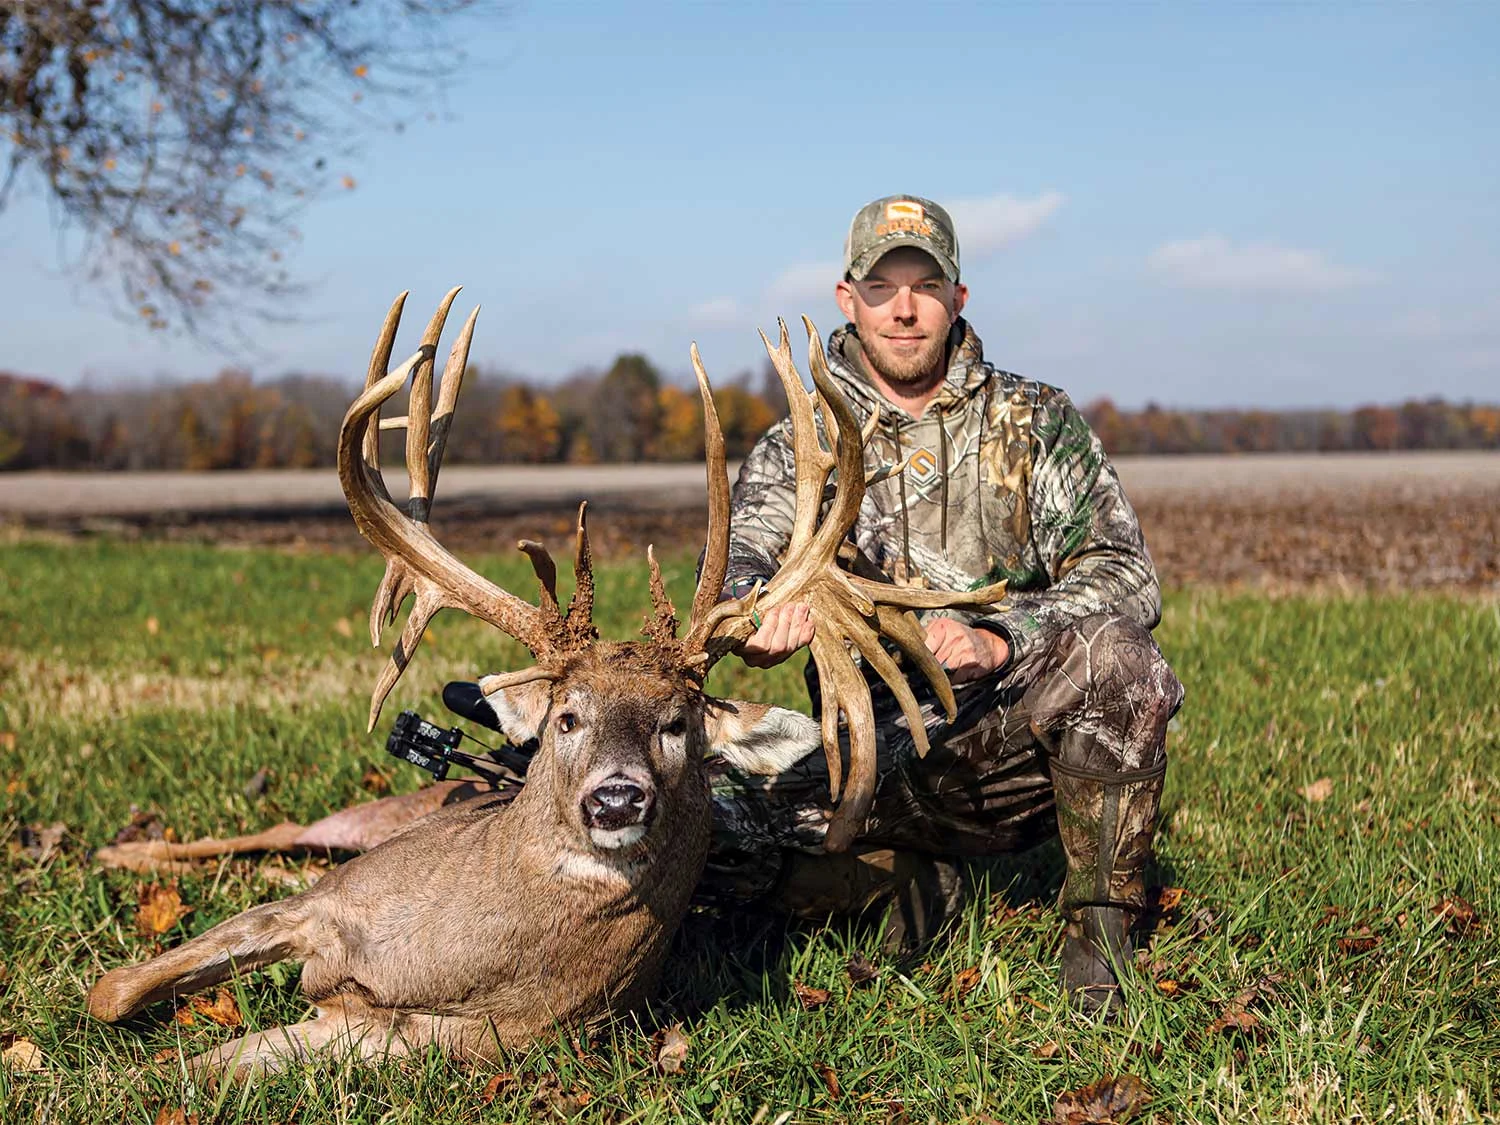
(860, 330), (948, 387)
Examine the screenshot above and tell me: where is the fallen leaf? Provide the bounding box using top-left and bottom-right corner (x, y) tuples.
(653, 1024), (690, 1074)
(145, 616), (159, 635)
(531, 1075), (591, 1114)
(0, 731), (15, 752)
(2, 1038), (44, 1072)
(950, 965), (982, 999)
(20, 822), (67, 863)
(479, 1072), (516, 1104)
(1206, 1005), (1264, 1039)
(1047, 1073), (1151, 1124)
(846, 951), (878, 987)
(1155, 978), (1183, 997)
(136, 883), (192, 936)
(333, 616), (354, 638)
(815, 1061), (841, 1099)
(174, 988), (241, 1028)
(793, 981), (832, 1010)
(1338, 925), (1380, 955)
(1151, 885), (1186, 911)
(361, 767), (391, 794)
(113, 809), (168, 846)
(1300, 777), (1334, 802)
(152, 1108), (199, 1125)
(1033, 1039), (1061, 1059)
(1436, 895), (1480, 935)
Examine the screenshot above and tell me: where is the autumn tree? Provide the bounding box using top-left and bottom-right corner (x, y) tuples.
(655, 384), (704, 461)
(590, 353), (661, 462)
(494, 384), (562, 463)
(1, 0), (485, 335)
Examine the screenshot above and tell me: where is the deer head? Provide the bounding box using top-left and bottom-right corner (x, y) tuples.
(340, 290), (1007, 856)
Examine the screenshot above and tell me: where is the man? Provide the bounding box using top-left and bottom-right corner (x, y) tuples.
(702, 194), (1184, 1014)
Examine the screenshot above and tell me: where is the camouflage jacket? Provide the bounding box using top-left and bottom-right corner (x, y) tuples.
(725, 320), (1161, 671)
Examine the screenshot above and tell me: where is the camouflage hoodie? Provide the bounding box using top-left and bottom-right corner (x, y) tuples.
(725, 319), (1161, 670)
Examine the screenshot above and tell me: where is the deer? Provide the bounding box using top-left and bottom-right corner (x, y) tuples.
(86, 288), (1008, 1077)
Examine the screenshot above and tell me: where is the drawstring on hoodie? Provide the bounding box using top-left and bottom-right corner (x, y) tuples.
(937, 403), (949, 552)
(888, 416), (913, 579)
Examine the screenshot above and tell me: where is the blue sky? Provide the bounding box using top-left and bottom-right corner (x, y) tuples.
(3, 1), (1496, 408)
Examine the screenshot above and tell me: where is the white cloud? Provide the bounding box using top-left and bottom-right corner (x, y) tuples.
(687, 296), (745, 326)
(1148, 235), (1381, 293)
(765, 260), (840, 307)
(947, 191), (1065, 259)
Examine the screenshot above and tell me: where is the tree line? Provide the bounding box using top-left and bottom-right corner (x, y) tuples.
(1, 365), (1496, 472)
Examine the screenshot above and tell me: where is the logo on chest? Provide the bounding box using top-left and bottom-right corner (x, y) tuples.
(905, 447), (938, 486)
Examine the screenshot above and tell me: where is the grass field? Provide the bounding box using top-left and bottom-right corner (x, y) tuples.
(1, 538), (1497, 1122)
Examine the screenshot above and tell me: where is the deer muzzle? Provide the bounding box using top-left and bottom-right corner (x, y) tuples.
(581, 774), (655, 848)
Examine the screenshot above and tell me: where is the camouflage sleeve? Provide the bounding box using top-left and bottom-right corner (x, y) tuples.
(722, 418), (800, 597)
(977, 392), (1161, 667)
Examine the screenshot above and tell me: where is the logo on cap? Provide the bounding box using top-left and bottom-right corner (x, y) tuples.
(886, 200), (926, 223)
(876, 199), (935, 239)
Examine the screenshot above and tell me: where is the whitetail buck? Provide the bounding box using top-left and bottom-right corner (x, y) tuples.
(87, 289), (1007, 1076)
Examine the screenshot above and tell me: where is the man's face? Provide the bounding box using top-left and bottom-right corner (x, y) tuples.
(835, 247), (969, 386)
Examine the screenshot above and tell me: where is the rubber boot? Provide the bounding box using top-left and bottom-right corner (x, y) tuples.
(1050, 757), (1167, 1016)
(766, 847), (969, 953)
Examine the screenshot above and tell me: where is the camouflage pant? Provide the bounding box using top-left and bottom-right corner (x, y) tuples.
(698, 613), (1185, 909)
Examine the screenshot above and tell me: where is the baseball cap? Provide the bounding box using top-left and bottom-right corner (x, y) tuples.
(843, 194), (960, 283)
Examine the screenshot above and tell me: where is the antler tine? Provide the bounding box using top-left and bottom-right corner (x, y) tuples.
(363, 292), (408, 470)
(562, 502), (598, 644)
(684, 342), (730, 642)
(405, 286), (461, 523)
(759, 320), (834, 552)
(517, 540), (561, 615)
(427, 303), (480, 504)
(643, 544), (680, 644)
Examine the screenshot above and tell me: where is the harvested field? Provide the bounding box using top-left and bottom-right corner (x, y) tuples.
(2, 452), (1497, 590)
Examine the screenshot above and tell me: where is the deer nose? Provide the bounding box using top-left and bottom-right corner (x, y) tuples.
(582, 780), (652, 831)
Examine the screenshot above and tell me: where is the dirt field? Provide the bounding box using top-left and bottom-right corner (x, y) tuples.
(3, 452), (1496, 590)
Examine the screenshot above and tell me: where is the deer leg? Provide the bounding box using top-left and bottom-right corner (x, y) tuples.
(93, 781), (486, 874)
(88, 898), (318, 1023)
(184, 1000), (502, 1079)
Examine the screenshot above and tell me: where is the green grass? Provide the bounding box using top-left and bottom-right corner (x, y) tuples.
(1, 538), (1497, 1122)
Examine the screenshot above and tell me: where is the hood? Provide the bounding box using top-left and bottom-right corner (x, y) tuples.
(824, 318), (991, 424)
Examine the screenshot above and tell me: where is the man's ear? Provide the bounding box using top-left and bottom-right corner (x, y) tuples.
(951, 281), (969, 320)
(477, 675), (552, 744)
(706, 699), (820, 775)
(835, 278), (857, 322)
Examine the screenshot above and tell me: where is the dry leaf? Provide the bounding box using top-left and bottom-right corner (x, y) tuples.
(950, 965), (982, 999)
(136, 883), (192, 936)
(1048, 1073), (1151, 1124)
(1151, 885), (1186, 911)
(174, 988), (241, 1028)
(1338, 925), (1380, 955)
(0, 731), (15, 752)
(243, 768), (271, 799)
(20, 822), (67, 863)
(1155, 978), (1183, 997)
(334, 616), (354, 638)
(113, 808), (168, 845)
(653, 1024), (690, 1074)
(1033, 1039), (1061, 1059)
(793, 981), (832, 1010)
(531, 1075), (591, 1114)
(1300, 777), (1334, 802)
(479, 1072), (516, 1104)
(846, 952), (879, 987)
(1436, 895), (1480, 935)
(152, 1108), (199, 1125)
(361, 768), (391, 794)
(145, 616), (159, 635)
(2, 1038), (44, 1072)
(815, 1061), (841, 1099)
(1206, 1005), (1264, 1039)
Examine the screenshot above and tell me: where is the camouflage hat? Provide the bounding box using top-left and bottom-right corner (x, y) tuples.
(843, 194), (960, 282)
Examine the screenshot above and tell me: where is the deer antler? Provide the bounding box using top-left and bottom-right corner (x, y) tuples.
(338, 289), (598, 729)
(683, 319), (1009, 853)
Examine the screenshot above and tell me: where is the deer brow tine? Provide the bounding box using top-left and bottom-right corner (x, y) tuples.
(427, 304), (479, 505)
(406, 286), (461, 522)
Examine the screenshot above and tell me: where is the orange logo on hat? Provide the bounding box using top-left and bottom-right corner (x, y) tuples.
(886, 200), (926, 223)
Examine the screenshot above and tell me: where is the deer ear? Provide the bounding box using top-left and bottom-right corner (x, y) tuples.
(706, 700), (820, 776)
(478, 675), (553, 744)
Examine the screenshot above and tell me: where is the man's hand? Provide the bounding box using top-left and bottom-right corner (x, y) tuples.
(737, 602), (814, 668)
(924, 618), (1009, 683)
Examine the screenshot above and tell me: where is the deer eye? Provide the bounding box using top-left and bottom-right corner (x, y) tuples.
(661, 715), (687, 738)
(556, 712), (578, 734)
